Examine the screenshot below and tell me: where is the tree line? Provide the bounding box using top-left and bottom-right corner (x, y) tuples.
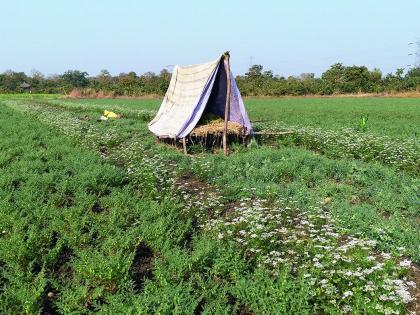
(1, 64), (419, 96)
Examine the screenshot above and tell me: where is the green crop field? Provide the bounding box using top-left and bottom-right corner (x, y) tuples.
(0, 95), (419, 314)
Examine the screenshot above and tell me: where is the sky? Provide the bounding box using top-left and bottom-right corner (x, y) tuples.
(1, 0), (419, 77)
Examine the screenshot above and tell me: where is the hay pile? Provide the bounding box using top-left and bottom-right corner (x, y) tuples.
(190, 119), (246, 137)
(190, 113), (246, 137)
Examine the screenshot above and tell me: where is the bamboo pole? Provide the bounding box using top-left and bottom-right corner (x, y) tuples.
(223, 52), (231, 156)
(253, 131), (294, 136)
(182, 137), (187, 155)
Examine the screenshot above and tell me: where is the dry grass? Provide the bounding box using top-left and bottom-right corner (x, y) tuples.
(67, 89), (162, 99)
(68, 89), (116, 99)
(190, 120), (246, 137)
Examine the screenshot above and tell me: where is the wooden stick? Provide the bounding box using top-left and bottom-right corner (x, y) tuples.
(182, 137), (187, 155)
(251, 119), (273, 123)
(253, 131), (294, 136)
(223, 52), (231, 156)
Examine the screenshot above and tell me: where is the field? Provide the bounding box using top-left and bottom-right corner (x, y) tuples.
(0, 95), (419, 314)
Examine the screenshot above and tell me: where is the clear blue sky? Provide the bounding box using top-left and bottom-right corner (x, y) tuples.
(1, 0), (419, 77)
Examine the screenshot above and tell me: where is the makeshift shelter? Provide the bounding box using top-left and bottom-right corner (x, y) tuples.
(19, 82), (31, 93)
(148, 52), (252, 154)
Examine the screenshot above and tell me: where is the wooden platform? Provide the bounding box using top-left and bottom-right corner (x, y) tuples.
(156, 129), (294, 155)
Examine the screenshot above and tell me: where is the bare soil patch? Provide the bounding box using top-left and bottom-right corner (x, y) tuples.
(131, 242), (155, 291)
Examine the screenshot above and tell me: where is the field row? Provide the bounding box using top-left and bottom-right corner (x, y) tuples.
(246, 98), (420, 139)
(255, 121), (419, 173)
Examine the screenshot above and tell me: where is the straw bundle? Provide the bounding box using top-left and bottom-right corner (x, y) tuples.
(190, 120), (246, 137)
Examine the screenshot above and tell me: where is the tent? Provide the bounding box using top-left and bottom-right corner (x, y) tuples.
(148, 53), (252, 153)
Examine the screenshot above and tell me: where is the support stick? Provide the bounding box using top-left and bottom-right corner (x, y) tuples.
(182, 137), (187, 155)
(223, 52), (231, 156)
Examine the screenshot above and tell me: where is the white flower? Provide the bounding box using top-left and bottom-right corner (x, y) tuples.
(395, 286), (413, 303)
(342, 305), (352, 313)
(344, 271), (353, 277)
(319, 279), (328, 286)
(399, 259), (411, 268)
(364, 283), (375, 292)
(314, 261), (323, 268)
(342, 291), (353, 299)
(381, 252), (392, 260)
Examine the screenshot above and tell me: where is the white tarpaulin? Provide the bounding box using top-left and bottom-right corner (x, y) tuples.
(148, 57), (220, 138)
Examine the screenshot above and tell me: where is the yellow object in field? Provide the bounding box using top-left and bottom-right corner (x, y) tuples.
(103, 110), (119, 118)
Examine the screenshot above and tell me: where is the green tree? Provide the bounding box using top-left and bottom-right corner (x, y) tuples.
(246, 65), (264, 79)
(94, 69), (113, 90)
(0, 70), (28, 92)
(61, 70), (89, 88)
(406, 67), (420, 78)
(117, 72), (140, 95)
